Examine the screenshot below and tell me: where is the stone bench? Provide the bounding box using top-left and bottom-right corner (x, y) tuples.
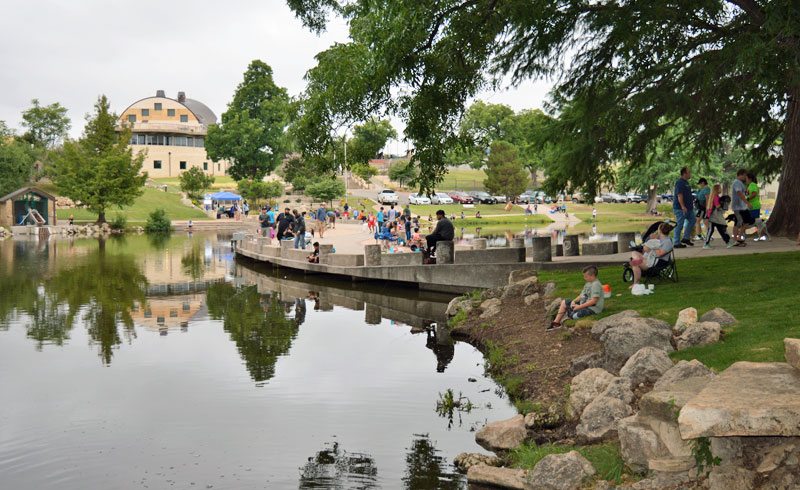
(380, 252), (423, 266)
(581, 241), (618, 256)
(283, 248), (310, 262)
(321, 253), (365, 267)
(455, 247), (526, 264)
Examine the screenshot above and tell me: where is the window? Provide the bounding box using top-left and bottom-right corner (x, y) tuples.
(141, 108), (149, 116)
(173, 136), (187, 146)
(154, 160), (162, 169)
(217, 163), (220, 172)
(180, 114), (188, 123)
(127, 114), (136, 123)
(167, 108), (175, 117)
(194, 137), (204, 147)
(203, 161), (208, 171)
(179, 161), (187, 170)
(154, 103), (162, 110)
(186, 137), (194, 147)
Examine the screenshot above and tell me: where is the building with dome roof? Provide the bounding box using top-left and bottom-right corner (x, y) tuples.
(118, 90), (230, 178)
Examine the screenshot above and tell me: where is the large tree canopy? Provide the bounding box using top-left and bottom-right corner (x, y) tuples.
(20, 98), (71, 149)
(287, 0), (800, 236)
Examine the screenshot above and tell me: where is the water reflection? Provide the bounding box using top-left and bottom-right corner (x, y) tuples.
(426, 325), (455, 373)
(403, 435), (463, 489)
(299, 441), (379, 489)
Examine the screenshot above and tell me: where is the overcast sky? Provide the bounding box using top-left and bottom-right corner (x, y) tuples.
(0, 0), (552, 154)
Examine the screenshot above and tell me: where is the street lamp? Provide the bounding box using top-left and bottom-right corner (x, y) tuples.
(168, 151), (172, 177)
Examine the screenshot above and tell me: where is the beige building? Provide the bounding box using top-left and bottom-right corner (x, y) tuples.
(118, 90), (230, 178)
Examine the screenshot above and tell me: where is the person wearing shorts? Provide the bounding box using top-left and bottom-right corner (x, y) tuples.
(548, 265), (604, 331)
(731, 169), (752, 245)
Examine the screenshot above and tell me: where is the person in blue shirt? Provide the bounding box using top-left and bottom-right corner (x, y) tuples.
(672, 167), (696, 248)
(315, 204), (327, 238)
(266, 207), (276, 230)
(377, 207), (385, 228)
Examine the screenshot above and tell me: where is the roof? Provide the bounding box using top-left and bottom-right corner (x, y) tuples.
(0, 186), (56, 202)
(210, 191), (242, 200)
(183, 98), (217, 125)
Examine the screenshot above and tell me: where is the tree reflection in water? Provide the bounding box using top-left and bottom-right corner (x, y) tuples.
(206, 283), (301, 384)
(299, 441), (379, 489)
(402, 434), (463, 489)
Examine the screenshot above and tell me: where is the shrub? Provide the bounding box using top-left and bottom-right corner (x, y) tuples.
(144, 208), (171, 233)
(110, 214), (127, 231)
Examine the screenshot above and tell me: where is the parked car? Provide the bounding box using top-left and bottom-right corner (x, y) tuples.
(408, 193), (431, 205)
(468, 191), (497, 204)
(625, 192), (646, 203)
(660, 193), (674, 202)
(571, 192), (586, 203)
(515, 191), (535, 204)
(532, 191), (553, 204)
(377, 189), (399, 204)
(595, 193), (613, 203)
(430, 192), (454, 205)
(448, 191), (474, 204)
(607, 192), (628, 203)
(493, 195), (507, 204)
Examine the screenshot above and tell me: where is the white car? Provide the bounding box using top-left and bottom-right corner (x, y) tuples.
(377, 189), (399, 204)
(430, 192), (454, 205)
(408, 193), (431, 205)
(493, 195), (507, 203)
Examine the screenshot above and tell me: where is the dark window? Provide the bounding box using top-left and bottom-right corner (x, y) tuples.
(179, 161), (187, 170)
(217, 163), (220, 172)
(195, 137), (204, 147)
(186, 137), (194, 147)
(180, 114), (188, 123)
(167, 108), (175, 117)
(154, 160), (162, 169)
(141, 108), (149, 116)
(127, 114), (136, 123)
(154, 103), (162, 111)
(203, 161), (208, 171)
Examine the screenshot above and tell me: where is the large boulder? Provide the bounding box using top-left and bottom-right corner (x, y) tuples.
(509, 269), (538, 285)
(617, 415), (669, 474)
(699, 307), (737, 326)
(524, 293), (540, 306)
(467, 465), (527, 489)
(569, 351), (603, 376)
(708, 467), (756, 490)
(599, 317), (673, 372)
(524, 405), (564, 430)
(653, 359), (716, 391)
(567, 368), (616, 419)
(599, 377), (635, 405)
(619, 347), (674, 387)
(674, 307), (698, 334)
(526, 451), (595, 490)
(480, 298), (503, 319)
(453, 452), (502, 472)
(590, 310), (641, 338)
(446, 297), (472, 317)
(576, 396), (633, 442)
(481, 287), (504, 300)
(785, 338), (800, 371)
(675, 321), (721, 350)
(502, 279), (538, 300)
(475, 415), (527, 452)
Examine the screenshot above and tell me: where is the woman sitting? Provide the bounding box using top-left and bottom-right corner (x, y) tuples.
(628, 223), (675, 287)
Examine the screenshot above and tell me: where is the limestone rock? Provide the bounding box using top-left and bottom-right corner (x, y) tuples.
(599, 377), (635, 405)
(545, 298), (561, 320)
(524, 405), (563, 430)
(629, 472), (698, 489)
(674, 307), (698, 334)
(619, 347), (674, 387)
(446, 297), (472, 317)
(503, 280), (538, 299)
(679, 362), (800, 439)
(467, 464), (527, 489)
(599, 318), (673, 373)
(524, 293), (540, 306)
(453, 452), (502, 472)
(590, 310), (641, 338)
(708, 467), (756, 490)
(653, 359), (715, 391)
(542, 281), (557, 298)
(527, 451), (595, 490)
(481, 305), (502, 319)
(618, 415), (669, 474)
(785, 338), (800, 370)
(475, 414), (527, 452)
(756, 442), (797, 473)
(569, 351), (603, 376)
(480, 298), (503, 319)
(699, 307), (737, 327)
(576, 396), (633, 442)
(675, 321), (721, 350)
(482, 287), (504, 300)
(567, 368), (616, 419)
(509, 269), (538, 285)
(641, 377), (713, 423)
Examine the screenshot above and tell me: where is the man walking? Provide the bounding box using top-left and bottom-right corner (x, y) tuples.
(292, 210), (306, 249)
(731, 169), (753, 246)
(672, 167), (696, 248)
(315, 203), (327, 239)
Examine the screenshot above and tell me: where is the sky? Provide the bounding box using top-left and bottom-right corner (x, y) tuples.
(0, 0), (553, 154)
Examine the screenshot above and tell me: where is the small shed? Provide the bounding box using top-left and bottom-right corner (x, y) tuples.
(0, 187), (57, 227)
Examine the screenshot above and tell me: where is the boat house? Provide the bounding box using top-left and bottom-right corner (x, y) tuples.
(0, 187), (57, 227)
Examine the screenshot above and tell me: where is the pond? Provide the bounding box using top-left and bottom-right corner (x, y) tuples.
(0, 233), (516, 489)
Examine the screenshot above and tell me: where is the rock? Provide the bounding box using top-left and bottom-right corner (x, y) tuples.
(590, 310), (641, 338)
(640, 377), (713, 423)
(599, 317), (673, 373)
(675, 321), (721, 350)
(453, 452), (502, 471)
(481, 305), (502, 319)
(475, 414), (527, 452)
(756, 442), (797, 473)
(542, 281), (557, 298)
(569, 351), (603, 376)
(446, 297), (472, 317)
(502, 280), (537, 299)
(674, 307), (698, 334)
(523, 405), (563, 430)
(567, 368), (616, 419)
(467, 464), (527, 489)
(699, 307), (737, 327)
(629, 472), (698, 489)
(509, 269), (538, 285)
(618, 415), (670, 474)
(708, 467), (756, 490)
(576, 396), (632, 442)
(526, 451), (595, 490)
(524, 293), (540, 306)
(545, 298), (561, 320)
(679, 362), (800, 439)
(619, 347), (674, 387)
(785, 338), (800, 370)
(600, 377), (635, 405)
(647, 456), (695, 473)
(653, 359), (716, 391)
(479, 298), (503, 319)
(481, 287), (504, 300)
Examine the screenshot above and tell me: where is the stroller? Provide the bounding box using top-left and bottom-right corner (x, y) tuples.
(622, 220), (678, 284)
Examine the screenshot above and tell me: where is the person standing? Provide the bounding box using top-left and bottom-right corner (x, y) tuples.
(703, 184), (732, 249)
(267, 206), (276, 231)
(694, 178), (710, 241)
(377, 207), (385, 230)
(315, 204), (327, 239)
(672, 167), (696, 248)
(292, 210), (306, 249)
(403, 204), (412, 221)
(276, 207), (294, 240)
(746, 172), (769, 241)
(243, 201), (250, 217)
(258, 207), (269, 236)
(387, 205), (397, 222)
(731, 169), (752, 246)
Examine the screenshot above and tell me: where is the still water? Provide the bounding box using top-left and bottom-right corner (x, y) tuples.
(0, 233), (516, 489)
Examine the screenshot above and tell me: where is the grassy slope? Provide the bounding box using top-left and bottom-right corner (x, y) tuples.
(538, 251), (800, 371)
(152, 175), (237, 192)
(56, 187), (209, 223)
(436, 168), (488, 191)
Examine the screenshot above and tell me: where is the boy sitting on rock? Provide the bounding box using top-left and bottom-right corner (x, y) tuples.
(548, 265), (604, 331)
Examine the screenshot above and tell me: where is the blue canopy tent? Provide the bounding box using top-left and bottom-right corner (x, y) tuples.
(210, 191), (242, 201)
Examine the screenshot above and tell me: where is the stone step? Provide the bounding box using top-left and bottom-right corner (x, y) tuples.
(639, 376), (712, 423)
(648, 456), (695, 473)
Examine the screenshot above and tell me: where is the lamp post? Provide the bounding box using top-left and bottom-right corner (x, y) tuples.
(168, 151), (172, 177)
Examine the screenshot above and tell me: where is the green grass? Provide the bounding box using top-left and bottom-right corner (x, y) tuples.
(56, 187), (209, 223)
(509, 442), (626, 483)
(570, 202), (674, 224)
(436, 168), (488, 191)
(408, 203), (526, 217)
(538, 251), (800, 371)
(152, 175), (236, 191)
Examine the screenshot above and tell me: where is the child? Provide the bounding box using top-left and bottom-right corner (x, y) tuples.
(746, 172), (770, 241)
(548, 265), (604, 331)
(307, 242), (320, 263)
(703, 185), (731, 249)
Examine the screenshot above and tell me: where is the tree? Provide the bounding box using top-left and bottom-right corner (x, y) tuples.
(20, 99), (70, 149)
(179, 167), (215, 200)
(305, 178), (345, 204)
(51, 95), (147, 223)
(483, 141), (529, 201)
(206, 60), (292, 181)
(286, 1), (800, 237)
(388, 161), (418, 188)
(0, 138), (35, 196)
(237, 179), (284, 205)
(347, 118), (397, 167)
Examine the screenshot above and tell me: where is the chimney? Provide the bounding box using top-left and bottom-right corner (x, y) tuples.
(177, 91), (186, 103)
(156, 90), (165, 97)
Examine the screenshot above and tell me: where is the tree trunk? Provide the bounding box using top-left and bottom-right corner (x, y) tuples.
(646, 187), (659, 214)
(96, 211), (106, 224)
(768, 86), (800, 238)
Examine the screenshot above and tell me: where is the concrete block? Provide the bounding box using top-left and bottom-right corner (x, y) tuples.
(364, 244), (381, 266)
(563, 235), (580, 256)
(582, 241), (618, 255)
(472, 238), (488, 250)
(529, 236), (552, 262)
(284, 249), (310, 262)
(436, 241), (455, 264)
(617, 232), (635, 253)
(380, 253), (423, 266)
(279, 240), (294, 256)
(455, 248), (525, 264)
(510, 237), (525, 248)
(321, 254), (365, 267)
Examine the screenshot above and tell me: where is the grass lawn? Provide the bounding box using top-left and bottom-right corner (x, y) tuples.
(538, 251), (800, 372)
(56, 187), (209, 223)
(405, 203), (530, 218)
(152, 175), (237, 192)
(570, 202), (674, 224)
(509, 442), (625, 483)
(436, 168), (489, 191)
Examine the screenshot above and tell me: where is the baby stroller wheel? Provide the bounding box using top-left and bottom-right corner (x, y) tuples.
(622, 265), (634, 283)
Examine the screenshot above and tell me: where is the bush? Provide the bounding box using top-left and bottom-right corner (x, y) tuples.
(144, 208), (172, 233)
(110, 214), (127, 230)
